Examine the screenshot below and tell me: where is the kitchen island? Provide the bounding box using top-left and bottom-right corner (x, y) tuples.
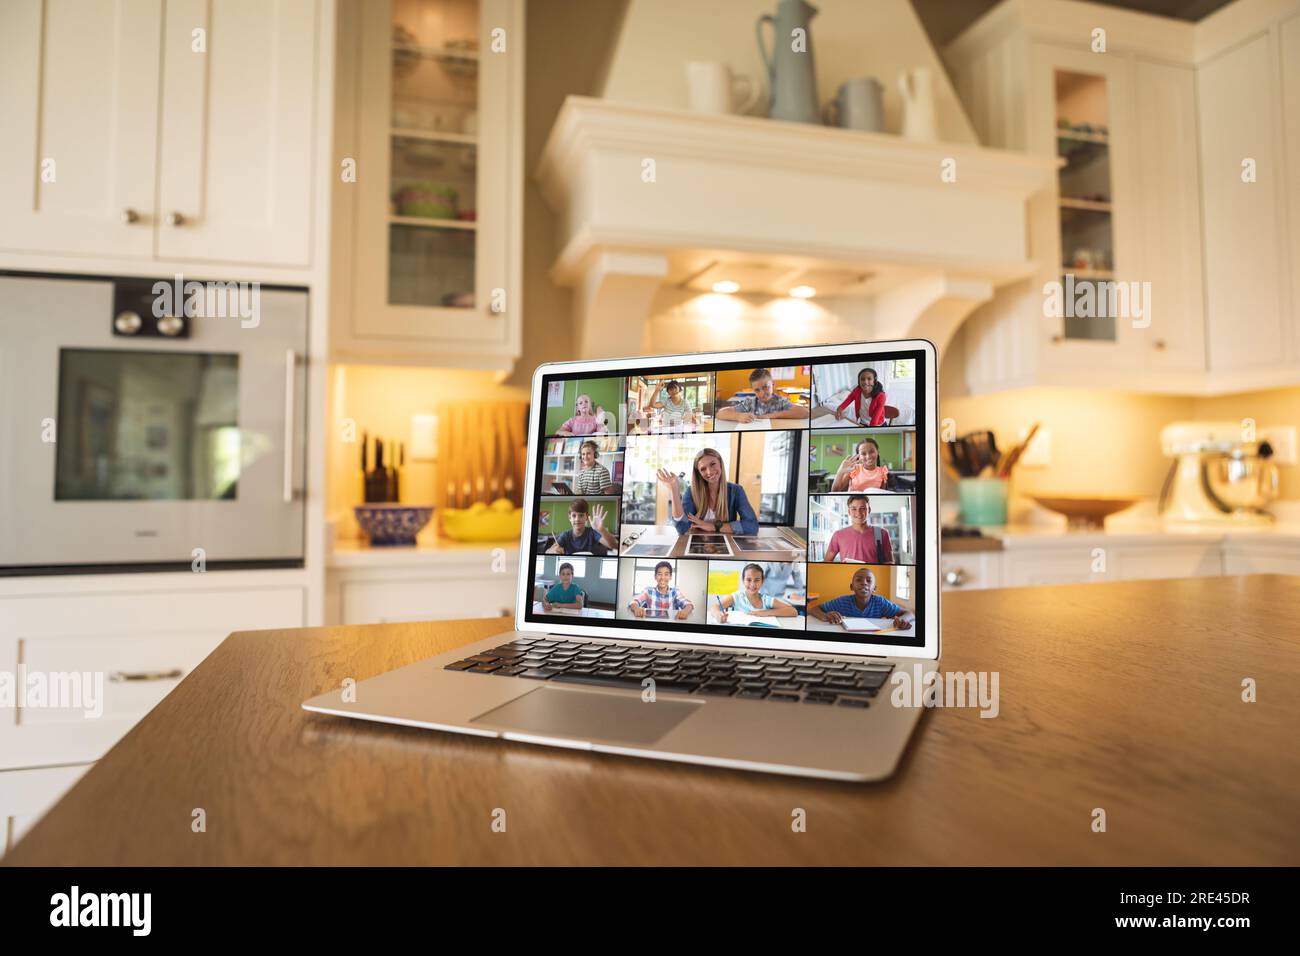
(6, 575), (1299, 866)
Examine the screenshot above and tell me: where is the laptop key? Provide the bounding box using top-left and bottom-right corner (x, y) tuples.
(466, 654), (501, 664)
(737, 688), (769, 699)
(518, 668), (560, 680)
(445, 660), (475, 671)
(469, 663), (500, 673)
(838, 698), (870, 708)
(769, 692), (800, 702)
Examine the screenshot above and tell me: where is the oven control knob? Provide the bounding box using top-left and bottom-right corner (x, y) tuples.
(114, 310), (143, 335)
(157, 314), (184, 337)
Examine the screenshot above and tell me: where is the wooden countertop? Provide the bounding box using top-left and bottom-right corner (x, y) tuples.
(8, 575), (1299, 866)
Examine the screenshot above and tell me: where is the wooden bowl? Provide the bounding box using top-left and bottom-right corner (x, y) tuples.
(1031, 496), (1138, 530)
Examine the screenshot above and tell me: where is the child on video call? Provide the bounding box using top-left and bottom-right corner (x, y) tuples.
(831, 438), (889, 491)
(573, 440), (612, 495)
(834, 367), (887, 426)
(555, 393), (608, 436)
(627, 561), (694, 620)
(710, 563), (798, 625)
(541, 562), (586, 612)
(824, 494), (893, 563)
(809, 567), (914, 629)
(715, 368), (807, 424)
(547, 498), (618, 555)
(657, 447), (758, 535)
(648, 379), (697, 429)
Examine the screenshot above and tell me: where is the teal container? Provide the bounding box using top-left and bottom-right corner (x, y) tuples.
(959, 477), (1009, 526)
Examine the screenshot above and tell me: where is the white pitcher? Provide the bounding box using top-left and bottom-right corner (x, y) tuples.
(897, 66), (937, 141)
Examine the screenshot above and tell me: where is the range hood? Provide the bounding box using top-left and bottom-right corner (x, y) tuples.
(536, 96), (1058, 358)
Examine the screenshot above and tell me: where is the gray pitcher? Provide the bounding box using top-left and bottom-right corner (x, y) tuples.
(756, 0), (820, 124)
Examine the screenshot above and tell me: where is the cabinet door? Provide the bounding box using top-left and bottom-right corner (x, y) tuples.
(0, 0), (161, 258)
(1133, 59), (1206, 373)
(347, 0), (521, 364)
(1281, 16), (1300, 367)
(1028, 44), (1143, 371)
(156, 0), (318, 266)
(1199, 33), (1286, 372)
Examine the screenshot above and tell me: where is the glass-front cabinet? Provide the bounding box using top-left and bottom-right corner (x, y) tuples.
(337, 0), (522, 369)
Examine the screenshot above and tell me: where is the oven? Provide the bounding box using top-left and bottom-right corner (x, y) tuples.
(0, 273), (307, 573)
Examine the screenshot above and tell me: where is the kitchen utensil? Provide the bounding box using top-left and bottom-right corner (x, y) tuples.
(354, 504), (434, 546)
(997, 423), (1040, 477)
(898, 66), (938, 141)
(1032, 496), (1137, 531)
(824, 77), (885, 131)
(685, 61), (760, 115)
(756, 0), (820, 124)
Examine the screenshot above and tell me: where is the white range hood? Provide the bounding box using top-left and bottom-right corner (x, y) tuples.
(536, 96), (1058, 359)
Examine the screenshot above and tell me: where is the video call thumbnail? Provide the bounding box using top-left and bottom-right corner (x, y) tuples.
(809, 493), (917, 565)
(810, 359), (916, 428)
(529, 350), (927, 645)
(809, 428), (917, 494)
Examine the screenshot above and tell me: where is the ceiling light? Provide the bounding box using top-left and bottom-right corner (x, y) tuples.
(789, 285), (816, 299)
(711, 280), (740, 294)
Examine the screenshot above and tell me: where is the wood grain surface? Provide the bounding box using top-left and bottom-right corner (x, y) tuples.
(7, 575), (1299, 865)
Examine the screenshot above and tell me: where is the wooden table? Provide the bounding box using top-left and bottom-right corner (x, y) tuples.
(8, 576), (1299, 865)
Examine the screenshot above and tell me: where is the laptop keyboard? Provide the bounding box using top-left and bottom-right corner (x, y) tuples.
(445, 637), (894, 707)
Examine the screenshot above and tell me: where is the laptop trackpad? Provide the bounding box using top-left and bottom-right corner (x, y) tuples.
(471, 687), (701, 745)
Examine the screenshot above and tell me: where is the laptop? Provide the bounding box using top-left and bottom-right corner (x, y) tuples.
(304, 339), (940, 781)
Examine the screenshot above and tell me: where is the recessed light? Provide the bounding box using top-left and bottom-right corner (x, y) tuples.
(711, 280), (740, 294)
(789, 285), (816, 299)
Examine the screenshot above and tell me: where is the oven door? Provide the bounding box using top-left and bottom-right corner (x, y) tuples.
(0, 274), (307, 572)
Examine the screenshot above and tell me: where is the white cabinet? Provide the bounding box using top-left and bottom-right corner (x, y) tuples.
(0, 0), (320, 267)
(156, 0), (319, 266)
(1222, 540), (1300, 575)
(1281, 14), (1300, 367)
(1198, 32), (1288, 374)
(939, 551), (1003, 591)
(0, 0), (162, 258)
(326, 546), (519, 624)
(331, 0), (523, 370)
(0, 765), (91, 859)
(0, 583), (305, 770)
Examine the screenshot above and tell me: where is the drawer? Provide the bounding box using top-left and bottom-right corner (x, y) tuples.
(19, 631), (227, 724)
(341, 576), (516, 624)
(1110, 544), (1222, 581)
(0, 764), (91, 857)
(940, 552), (1002, 591)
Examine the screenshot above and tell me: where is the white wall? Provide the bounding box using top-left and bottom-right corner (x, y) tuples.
(601, 0), (978, 143)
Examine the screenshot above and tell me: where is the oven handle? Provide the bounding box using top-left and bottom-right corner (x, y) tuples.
(283, 349), (298, 504)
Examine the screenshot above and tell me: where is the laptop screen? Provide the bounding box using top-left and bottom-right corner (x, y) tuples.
(526, 349), (926, 648)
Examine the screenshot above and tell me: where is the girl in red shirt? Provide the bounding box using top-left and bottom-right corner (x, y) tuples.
(834, 367), (887, 426)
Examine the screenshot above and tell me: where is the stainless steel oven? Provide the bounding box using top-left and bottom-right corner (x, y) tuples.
(0, 273), (307, 573)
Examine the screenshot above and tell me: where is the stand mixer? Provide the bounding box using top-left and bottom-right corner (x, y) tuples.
(1158, 422), (1280, 525)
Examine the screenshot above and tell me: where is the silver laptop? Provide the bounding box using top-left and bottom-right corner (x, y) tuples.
(304, 339), (940, 781)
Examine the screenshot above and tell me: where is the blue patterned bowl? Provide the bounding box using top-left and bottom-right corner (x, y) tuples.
(354, 504), (434, 546)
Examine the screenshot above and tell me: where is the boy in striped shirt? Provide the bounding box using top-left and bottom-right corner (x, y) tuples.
(628, 561), (695, 620)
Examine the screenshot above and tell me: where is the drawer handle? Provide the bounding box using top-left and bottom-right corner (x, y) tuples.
(108, 668), (184, 683)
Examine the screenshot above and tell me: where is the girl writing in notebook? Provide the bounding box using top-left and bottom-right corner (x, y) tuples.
(710, 563), (798, 624)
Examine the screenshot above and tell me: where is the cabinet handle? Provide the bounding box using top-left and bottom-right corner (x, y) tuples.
(283, 349), (299, 503)
(167, 211), (186, 227)
(943, 568), (967, 587)
(1050, 334), (1064, 344)
(121, 208), (140, 224)
(109, 668), (184, 683)
(1153, 338), (1167, 351)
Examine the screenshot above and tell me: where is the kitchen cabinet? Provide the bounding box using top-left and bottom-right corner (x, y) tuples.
(330, 0), (523, 370)
(0, 583), (305, 770)
(939, 551), (1003, 592)
(326, 545), (519, 624)
(1198, 32), (1287, 374)
(0, 0), (321, 268)
(155, 0), (319, 266)
(945, 0), (1299, 395)
(0, 765), (90, 860)
(0, 0), (162, 259)
(1222, 539), (1300, 576)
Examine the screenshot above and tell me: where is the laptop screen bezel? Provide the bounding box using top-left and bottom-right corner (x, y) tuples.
(512, 338), (940, 661)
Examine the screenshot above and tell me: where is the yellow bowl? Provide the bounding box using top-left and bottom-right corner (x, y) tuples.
(441, 500), (523, 541)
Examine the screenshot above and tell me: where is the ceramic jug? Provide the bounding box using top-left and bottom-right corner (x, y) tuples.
(898, 66), (938, 141)
(756, 0), (820, 124)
